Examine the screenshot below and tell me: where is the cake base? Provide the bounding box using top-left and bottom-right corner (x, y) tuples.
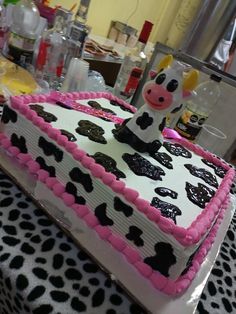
(0, 147), (235, 314)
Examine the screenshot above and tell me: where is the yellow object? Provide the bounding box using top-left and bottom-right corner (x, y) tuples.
(182, 69), (199, 91)
(0, 57), (38, 95)
(157, 54), (173, 71)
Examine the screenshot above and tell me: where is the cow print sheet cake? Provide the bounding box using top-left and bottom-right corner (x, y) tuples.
(0, 91), (234, 297)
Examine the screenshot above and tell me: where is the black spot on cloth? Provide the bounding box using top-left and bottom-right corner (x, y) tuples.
(185, 182), (215, 208)
(3, 225), (17, 235)
(32, 267), (48, 280)
(50, 291), (70, 302)
(35, 257), (46, 264)
(114, 197), (133, 217)
(92, 288), (105, 307)
(66, 258), (76, 266)
(27, 286), (46, 302)
(211, 268), (223, 277)
(150, 151), (173, 169)
(21, 242), (35, 254)
(5, 277), (12, 291)
(0, 197), (13, 207)
(129, 303), (144, 314)
(29, 104), (57, 123)
(49, 276), (64, 288)
(11, 133), (28, 153)
(9, 256), (24, 269)
(38, 218), (53, 226)
(144, 242), (176, 276)
(201, 158), (227, 178)
(136, 112), (153, 130)
(90, 152), (126, 179)
(76, 120), (107, 144)
(59, 243), (72, 252)
(88, 100), (116, 115)
(184, 164), (218, 188)
(83, 263), (99, 273)
(89, 278), (100, 286)
(0, 253), (10, 262)
(151, 197), (182, 224)
(17, 201), (28, 208)
(65, 182), (86, 204)
(123, 152), (165, 181)
(33, 305), (53, 314)
(110, 294), (123, 306)
(126, 226), (144, 247)
(8, 210), (20, 221)
(60, 129), (77, 142)
(222, 297), (233, 312)
(69, 167), (93, 192)
(155, 187), (178, 199)
(80, 286), (90, 297)
(2, 236), (20, 246)
(0, 181), (13, 188)
(19, 221), (35, 230)
(53, 254), (64, 270)
(41, 238), (55, 252)
(65, 268), (82, 280)
(71, 297), (87, 312)
(38, 137), (63, 162)
(110, 99), (134, 113)
(95, 203), (114, 226)
(30, 235), (42, 244)
(159, 117), (166, 132)
(225, 276), (233, 287)
(208, 281), (217, 296)
(36, 157), (56, 177)
(163, 141), (192, 158)
(1, 105), (17, 123)
(77, 251), (89, 261)
(227, 230), (235, 241)
(16, 274), (29, 291)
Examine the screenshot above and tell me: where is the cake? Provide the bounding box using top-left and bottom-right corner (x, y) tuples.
(0, 89), (234, 298)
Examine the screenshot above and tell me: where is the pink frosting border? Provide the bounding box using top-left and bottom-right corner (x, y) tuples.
(8, 92), (235, 248)
(0, 132), (230, 296)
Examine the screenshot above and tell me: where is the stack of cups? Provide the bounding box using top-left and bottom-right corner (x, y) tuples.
(61, 58), (89, 92)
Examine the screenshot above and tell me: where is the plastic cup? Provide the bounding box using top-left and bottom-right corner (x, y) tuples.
(197, 124), (227, 156)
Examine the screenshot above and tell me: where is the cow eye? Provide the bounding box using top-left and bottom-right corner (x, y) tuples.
(155, 73), (166, 84)
(166, 79), (178, 92)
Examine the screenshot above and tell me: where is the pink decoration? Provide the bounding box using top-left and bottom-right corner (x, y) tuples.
(72, 204), (89, 218)
(52, 183), (65, 196)
(62, 192), (75, 206)
(135, 261), (152, 278)
(37, 169), (49, 182)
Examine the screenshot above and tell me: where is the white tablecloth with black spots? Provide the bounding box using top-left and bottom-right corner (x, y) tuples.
(0, 169), (235, 314)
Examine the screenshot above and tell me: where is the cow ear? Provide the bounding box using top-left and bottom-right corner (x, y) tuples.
(157, 55), (173, 72)
(182, 69), (199, 91)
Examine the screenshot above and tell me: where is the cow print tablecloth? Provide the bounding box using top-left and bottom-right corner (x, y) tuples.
(0, 168), (236, 314)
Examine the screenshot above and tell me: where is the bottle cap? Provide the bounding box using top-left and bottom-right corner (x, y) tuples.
(138, 21), (153, 44)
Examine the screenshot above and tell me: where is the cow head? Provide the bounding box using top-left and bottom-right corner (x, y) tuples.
(142, 55), (199, 115)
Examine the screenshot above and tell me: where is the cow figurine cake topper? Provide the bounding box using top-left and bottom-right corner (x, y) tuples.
(113, 55), (199, 153)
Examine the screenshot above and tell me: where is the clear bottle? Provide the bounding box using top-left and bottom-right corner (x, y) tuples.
(35, 8), (68, 90)
(174, 74), (221, 141)
(3, 0), (40, 67)
(114, 20), (153, 101)
(64, 0), (91, 72)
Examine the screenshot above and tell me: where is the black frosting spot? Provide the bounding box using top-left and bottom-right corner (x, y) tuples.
(114, 197), (133, 217)
(1, 105), (17, 124)
(38, 137), (63, 162)
(163, 141), (192, 158)
(159, 117), (166, 132)
(122, 153), (165, 181)
(94, 203), (114, 226)
(29, 104), (57, 122)
(87, 100), (116, 115)
(151, 197), (182, 224)
(144, 242), (176, 276)
(185, 182), (215, 208)
(149, 151), (173, 169)
(136, 112), (153, 130)
(76, 120), (107, 144)
(69, 167), (93, 192)
(155, 187), (178, 199)
(90, 152), (126, 179)
(201, 158), (227, 178)
(184, 164), (218, 188)
(110, 99), (134, 113)
(126, 226), (144, 247)
(171, 103), (183, 114)
(11, 133), (28, 153)
(36, 156), (56, 177)
(65, 182), (86, 204)
(60, 129), (77, 142)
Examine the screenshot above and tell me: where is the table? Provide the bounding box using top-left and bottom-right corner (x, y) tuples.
(0, 167), (236, 314)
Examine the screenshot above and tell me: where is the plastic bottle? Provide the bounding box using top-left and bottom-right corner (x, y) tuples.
(114, 20), (153, 101)
(174, 74), (221, 141)
(35, 8), (68, 90)
(4, 0), (40, 68)
(0, 0), (7, 50)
